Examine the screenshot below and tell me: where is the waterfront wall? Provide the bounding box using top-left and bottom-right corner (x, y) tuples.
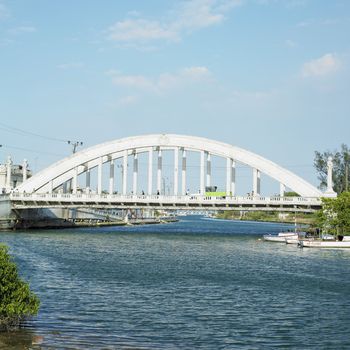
(0, 198), (125, 230)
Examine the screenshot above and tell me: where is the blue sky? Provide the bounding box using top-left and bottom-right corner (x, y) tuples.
(0, 0), (349, 193)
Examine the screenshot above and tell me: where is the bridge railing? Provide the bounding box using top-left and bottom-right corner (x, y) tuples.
(8, 192), (322, 205)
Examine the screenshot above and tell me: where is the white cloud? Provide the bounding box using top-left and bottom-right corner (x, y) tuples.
(174, 0), (226, 31)
(107, 0), (242, 44)
(0, 3), (9, 20)
(8, 26), (37, 34)
(112, 74), (155, 90)
(285, 39), (297, 48)
(231, 88), (276, 100)
(57, 62), (84, 70)
(301, 53), (341, 78)
(107, 19), (177, 42)
(257, 0), (307, 7)
(297, 18), (340, 28)
(180, 66), (211, 79)
(109, 66), (212, 93)
(116, 95), (138, 106)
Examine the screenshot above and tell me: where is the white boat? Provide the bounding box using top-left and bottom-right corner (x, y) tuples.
(263, 232), (299, 242)
(300, 235), (350, 248)
(300, 240), (350, 248)
(285, 232), (307, 244)
(285, 237), (300, 244)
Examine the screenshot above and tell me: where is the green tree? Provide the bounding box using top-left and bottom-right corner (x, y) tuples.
(0, 244), (40, 330)
(315, 192), (350, 235)
(314, 144), (350, 194)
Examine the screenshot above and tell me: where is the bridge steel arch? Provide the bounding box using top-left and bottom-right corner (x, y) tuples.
(17, 134), (322, 197)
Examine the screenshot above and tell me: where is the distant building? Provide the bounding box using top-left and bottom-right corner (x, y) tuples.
(0, 156), (32, 193)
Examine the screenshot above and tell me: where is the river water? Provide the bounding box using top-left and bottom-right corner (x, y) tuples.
(1, 216), (350, 349)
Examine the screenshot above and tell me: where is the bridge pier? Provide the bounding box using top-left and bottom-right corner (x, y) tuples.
(97, 157), (103, 195)
(72, 167), (78, 194)
(231, 161), (236, 196)
(133, 153), (138, 194)
(109, 160), (114, 195)
(182, 149), (186, 195)
(122, 151), (128, 195)
(86, 169), (91, 193)
(206, 152), (211, 188)
(200, 151), (205, 195)
(157, 149), (162, 194)
(253, 168), (261, 196)
(174, 147), (179, 196)
(148, 148), (153, 195)
(6, 156), (12, 191)
(280, 183), (285, 197)
(226, 158), (232, 196)
(23, 159), (28, 182)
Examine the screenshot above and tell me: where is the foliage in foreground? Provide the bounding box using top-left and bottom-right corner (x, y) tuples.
(314, 191), (350, 235)
(0, 244), (40, 330)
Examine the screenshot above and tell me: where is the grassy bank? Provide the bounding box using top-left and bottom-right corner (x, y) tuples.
(216, 211), (315, 225)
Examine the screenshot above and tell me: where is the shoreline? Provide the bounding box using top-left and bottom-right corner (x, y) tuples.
(213, 215), (312, 226)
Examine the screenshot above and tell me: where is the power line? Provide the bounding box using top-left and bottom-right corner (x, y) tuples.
(1, 144), (66, 157)
(0, 121), (69, 143)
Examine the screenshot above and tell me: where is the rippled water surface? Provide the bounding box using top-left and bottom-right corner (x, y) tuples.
(1, 216), (350, 349)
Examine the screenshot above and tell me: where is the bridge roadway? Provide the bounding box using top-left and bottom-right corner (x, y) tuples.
(8, 192), (322, 213)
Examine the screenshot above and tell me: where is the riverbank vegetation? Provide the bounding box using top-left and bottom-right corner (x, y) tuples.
(216, 211), (314, 225)
(314, 191), (350, 236)
(0, 244), (39, 330)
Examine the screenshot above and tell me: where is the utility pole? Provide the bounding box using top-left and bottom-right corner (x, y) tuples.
(68, 141), (83, 154)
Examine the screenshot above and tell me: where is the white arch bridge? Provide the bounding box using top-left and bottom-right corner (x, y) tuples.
(11, 134), (325, 213)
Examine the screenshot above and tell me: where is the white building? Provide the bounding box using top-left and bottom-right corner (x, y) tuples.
(0, 156), (31, 193)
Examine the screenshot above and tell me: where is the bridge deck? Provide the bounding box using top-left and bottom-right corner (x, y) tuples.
(7, 193), (322, 212)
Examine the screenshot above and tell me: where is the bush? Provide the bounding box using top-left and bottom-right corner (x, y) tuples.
(0, 244), (40, 330)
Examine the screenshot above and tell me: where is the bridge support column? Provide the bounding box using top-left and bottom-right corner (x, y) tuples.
(133, 153), (138, 195)
(174, 147), (179, 196)
(6, 156), (12, 191)
(280, 183), (285, 197)
(86, 169), (91, 193)
(148, 148), (153, 195)
(109, 160), (114, 195)
(97, 157), (103, 195)
(122, 151), (128, 195)
(157, 149), (162, 194)
(22, 159), (28, 182)
(200, 150), (205, 195)
(206, 152), (211, 188)
(226, 158), (232, 196)
(182, 149), (186, 195)
(231, 161), (236, 197)
(253, 168), (261, 196)
(72, 167), (78, 194)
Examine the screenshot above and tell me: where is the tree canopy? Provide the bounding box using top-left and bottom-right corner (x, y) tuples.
(314, 144), (350, 194)
(0, 244), (40, 330)
(315, 191), (350, 235)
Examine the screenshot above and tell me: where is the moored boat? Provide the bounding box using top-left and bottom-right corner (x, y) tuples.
(263, 232), (299, 242)
(300, 240), (350, 248)
(300, 235), (350, 248)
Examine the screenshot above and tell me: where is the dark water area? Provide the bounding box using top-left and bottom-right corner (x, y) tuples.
(1, 216), (350, 349)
